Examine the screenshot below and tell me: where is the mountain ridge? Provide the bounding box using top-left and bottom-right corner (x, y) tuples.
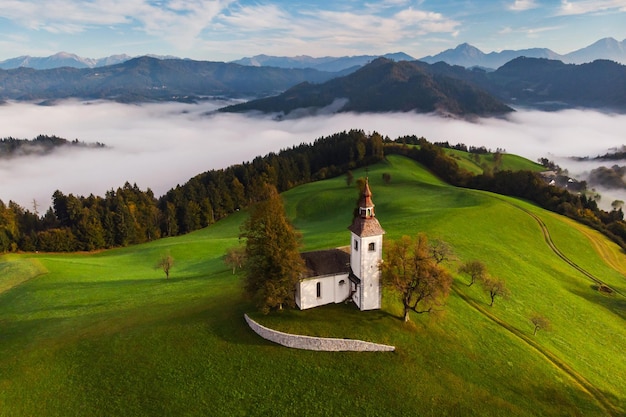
(220, 58), (513, 117)
(420, 37), (626, 68)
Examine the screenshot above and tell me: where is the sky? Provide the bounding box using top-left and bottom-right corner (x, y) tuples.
(1, 101), (626, 211)
(0, 0), (625, 61)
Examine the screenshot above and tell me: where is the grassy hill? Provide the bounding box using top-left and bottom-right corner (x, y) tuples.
(0, 154), (624, 416)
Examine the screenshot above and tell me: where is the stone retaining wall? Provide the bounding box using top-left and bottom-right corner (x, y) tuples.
(244, 314), (395, 352)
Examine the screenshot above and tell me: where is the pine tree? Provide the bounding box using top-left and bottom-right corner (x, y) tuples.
(240, 184), (305, 314)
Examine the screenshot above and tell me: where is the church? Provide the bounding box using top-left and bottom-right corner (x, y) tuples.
(295, 178), (385, 311)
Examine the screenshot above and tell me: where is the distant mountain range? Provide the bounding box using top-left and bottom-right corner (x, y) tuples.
(1, 46), (625, 114)
(2, 37), (624, 72)
(222, 57), (626, 115)
(0, 57), (346, 102)
(230, 52), (414, 72)
(221, 58), (513, 117)
(420, 37), (626, 68)
(0, 52), (178, 70)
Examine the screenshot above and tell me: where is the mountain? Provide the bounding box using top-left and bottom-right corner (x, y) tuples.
(231, 52), (415, 72)
(0, 56), (345, 102)
(417, 57), (626, 111)
(0, 52), (133, 70)
(484, 57), (626, 110)
(420, 43), (562, 69)
(420, 38), (626, 69)
(220, 58), (512, 117)
(564, 37), (626, 64)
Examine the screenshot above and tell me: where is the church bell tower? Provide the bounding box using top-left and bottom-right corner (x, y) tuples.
(348, 178), (385, 310)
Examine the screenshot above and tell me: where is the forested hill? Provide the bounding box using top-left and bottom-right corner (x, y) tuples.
(0, 56), (346, 102)
(2, 131), (626, 254)
(419, 57), (626, 111)
(221, 58), (513, 117)
(0, 135), (105, 158)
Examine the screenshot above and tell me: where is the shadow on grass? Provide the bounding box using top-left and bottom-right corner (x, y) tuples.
(570, 287), (626, 321)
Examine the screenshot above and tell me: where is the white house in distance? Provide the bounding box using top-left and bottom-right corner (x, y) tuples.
(295, 178), (385, 311)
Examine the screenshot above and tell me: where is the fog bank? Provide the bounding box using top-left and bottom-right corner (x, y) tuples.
(1, 101), (625, 210)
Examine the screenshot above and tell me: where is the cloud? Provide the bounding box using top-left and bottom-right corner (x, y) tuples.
(558, 0), (626, 16)
(509, 0), (539, 11)
(1, 102), (625, 211)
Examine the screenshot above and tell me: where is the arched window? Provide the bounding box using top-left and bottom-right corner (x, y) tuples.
(368, 242), (376, 251)
(316, 282), (321, 298)
(354, 239), (359, 251)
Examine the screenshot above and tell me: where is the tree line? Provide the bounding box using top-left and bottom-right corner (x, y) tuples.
(385, 138), (626, 250)
(0, 130), (384, 252)
(3, 130), (626, 252)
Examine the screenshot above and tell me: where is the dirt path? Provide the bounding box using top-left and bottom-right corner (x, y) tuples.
(452, 196), (624, 415)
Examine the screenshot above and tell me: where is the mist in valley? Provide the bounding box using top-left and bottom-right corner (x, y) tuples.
(1, 100), (626, 211)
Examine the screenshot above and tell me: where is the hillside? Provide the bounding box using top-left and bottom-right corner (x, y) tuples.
(411, 57), (626, 111)
(0, 154), (624, 416)
(0, 57), (344, 102)
(221, 58), (513, 117)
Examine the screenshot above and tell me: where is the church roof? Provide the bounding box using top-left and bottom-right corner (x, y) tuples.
(360, 180), (374, 209)
(348, 217), (386, 237)
(300, 247), (350, 278)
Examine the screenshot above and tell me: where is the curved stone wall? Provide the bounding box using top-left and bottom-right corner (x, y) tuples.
(244, 314), (395, 352)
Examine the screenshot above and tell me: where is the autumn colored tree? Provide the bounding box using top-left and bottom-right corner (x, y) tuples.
(380, 234), (453, 322)
(458, 260), (487, 287)
(240, 184), (305, 314)
(530, 313), (552, 336)
(224, 245), (246, 274)
(480, 276), (510, 306)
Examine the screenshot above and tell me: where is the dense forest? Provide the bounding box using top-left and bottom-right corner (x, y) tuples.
(1, 130), (626, 252)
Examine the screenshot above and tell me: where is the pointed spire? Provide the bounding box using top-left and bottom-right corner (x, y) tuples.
(349, 177), (385, 237)
(359, 177), (375, 219)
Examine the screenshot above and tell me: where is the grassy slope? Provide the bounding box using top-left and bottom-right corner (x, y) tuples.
(0, 154), (624, 416)
(444, 149), (545, 174)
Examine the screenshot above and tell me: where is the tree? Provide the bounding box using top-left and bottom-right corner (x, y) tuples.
(346, 170), (354, 186)
(240, 184), (305, 314)
(380, 234), (453, 322)
(458, 260), (487, 287)
(530, 313), (552, 336)
(157, 251), (174, 279)
(224, 245), (246, 274)
(480, 276), (510, 306)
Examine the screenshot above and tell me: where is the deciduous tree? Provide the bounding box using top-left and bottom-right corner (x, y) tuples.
(458, 260), (487, 287)
(157, 251), (174, 279)
(240, 184), (305, 314)
(480, 276), (510, 306)
(380, 234), (453, 322)
(224, 245), (246, 274)
(530, 313), (552, 335)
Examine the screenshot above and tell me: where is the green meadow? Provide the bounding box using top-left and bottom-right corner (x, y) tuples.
(1, 154), (624, 416)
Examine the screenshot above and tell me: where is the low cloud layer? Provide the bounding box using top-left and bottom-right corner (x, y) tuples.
(1, 100), (625, 211)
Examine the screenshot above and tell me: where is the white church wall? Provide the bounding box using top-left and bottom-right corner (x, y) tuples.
(297, 273), (349, 310)
(358, 235), (383, 310)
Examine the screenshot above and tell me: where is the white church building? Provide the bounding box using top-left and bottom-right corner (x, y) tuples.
(295, 178), (385, 311)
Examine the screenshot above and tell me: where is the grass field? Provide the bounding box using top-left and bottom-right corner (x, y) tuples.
(0, 154), (624, 416)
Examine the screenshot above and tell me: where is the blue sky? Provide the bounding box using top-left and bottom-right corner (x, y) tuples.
(0, 0), (625, 61)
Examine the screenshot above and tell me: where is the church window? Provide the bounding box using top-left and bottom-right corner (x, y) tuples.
(354, 239), (358, 250)
(368, 242), (376, 251)
(339, 279), (345, 286)
(316, 282), (321, 298)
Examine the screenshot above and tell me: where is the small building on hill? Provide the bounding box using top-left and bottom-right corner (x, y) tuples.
(295, 178), (385, 311)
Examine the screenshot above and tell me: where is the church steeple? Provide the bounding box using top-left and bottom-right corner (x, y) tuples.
(357, 178), (375, 219)
(348, 177), (385, 311)
(349, 178), (385, 237)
